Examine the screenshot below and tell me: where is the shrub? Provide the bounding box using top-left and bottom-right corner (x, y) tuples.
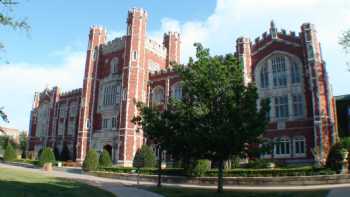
(3, 143), (17, 162)
(83, 149), (98, 171)
(39, 147), (56, 166)
(133, 145), (156, 168)
(246, 159), (272, 169)
(341, 137), (350, 150)
(192, 159), (211, 177)
(326, 143), (343, 172)
(99, 150), (112, 168)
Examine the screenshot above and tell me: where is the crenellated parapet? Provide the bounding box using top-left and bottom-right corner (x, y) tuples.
(102, 37), (125, 55)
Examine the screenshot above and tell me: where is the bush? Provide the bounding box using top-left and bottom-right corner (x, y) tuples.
(39, 147), (56, 166)
(326, 143), (343, 172)
(83, 149), (98, 171)
(99, 150), (112, 168)
(3, 143), (17, 162)
(341, 137), (350, 150)
(97, 165), (335, 177)
(133, 145), (156, 168)
(192, 160), (211, 177)
(246, 159), (272, 169)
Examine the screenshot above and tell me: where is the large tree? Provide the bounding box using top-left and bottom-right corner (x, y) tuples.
(134, 43), (269, 192)
(176, 44), (269, 192)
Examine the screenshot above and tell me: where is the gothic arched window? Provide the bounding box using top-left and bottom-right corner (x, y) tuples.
(291, 62), (301, 84)
(260, 62), (269, 88)
(271, 55), (287, 87)
(110, 57), (119, 74)
(171, 83), (182, 100)
(152, 87), (164, 105)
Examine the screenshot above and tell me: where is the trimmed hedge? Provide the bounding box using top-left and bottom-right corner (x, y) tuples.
(98, 166), (335, 177)
(99, 150), (112, 168)
(39, 147), (56, 166)
(83, 149), (98, 171)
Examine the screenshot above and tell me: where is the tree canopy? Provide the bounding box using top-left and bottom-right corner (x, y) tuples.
(134, 43), (269, 192)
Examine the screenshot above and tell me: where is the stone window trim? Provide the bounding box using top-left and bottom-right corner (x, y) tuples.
(110, 57), (119, 74)
(171, 82), (182, 100)
(151, 86), (165, 106)
(255, 52), (305, 122)
(293, 136), (307, 157)
(273, 137), (291, 158)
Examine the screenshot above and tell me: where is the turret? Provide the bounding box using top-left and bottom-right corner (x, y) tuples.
(76, 25), (107, 163)
(163, 32), (181, 66)
(236, 37), (252, 85)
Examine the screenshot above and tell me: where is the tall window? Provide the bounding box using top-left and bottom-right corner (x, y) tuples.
(260, 62), (269, 88)
(102, 118), (109, 129)
(152, 87), (164, 105)
(111, 58), (119, 74)
(294, 137), (306, 155)
(275, 137), (290, 155)
(275, 95), (289, 118)
(291, 62), (301, 84)
(103, 84), (121, 106)
(172, 83), (182, 100)
(292, 94), (303, 117)
(111, 117), (117, 129)
(271, 56), (287, 87)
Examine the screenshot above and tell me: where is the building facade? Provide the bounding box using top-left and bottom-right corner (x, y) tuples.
(236, 21), (337, 163)
(28, 8), (337, 165)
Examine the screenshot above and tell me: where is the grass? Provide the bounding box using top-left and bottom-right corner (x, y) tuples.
(0, 167), (115, 197)
(148, 186), (330, 197)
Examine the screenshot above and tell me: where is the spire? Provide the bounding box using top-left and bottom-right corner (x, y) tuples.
(269, 20), (277, 39)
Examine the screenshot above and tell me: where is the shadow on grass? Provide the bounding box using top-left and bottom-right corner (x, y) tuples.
(0, 179), (115, 197)
(145, 186), (330, 197)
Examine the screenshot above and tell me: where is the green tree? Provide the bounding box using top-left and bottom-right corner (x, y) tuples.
(19, 132), (27, 158)
(99, 150), (112, 168)
(134, 43), (269, 192)
(82, 149), (98, 171)
(39, 147), (55, 166)
(174, 43), (269, 192)
(133, 144), (156, 168)
(3, 143), (16, 161)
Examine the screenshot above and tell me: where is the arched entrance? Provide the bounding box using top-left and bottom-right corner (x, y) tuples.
(103, 144), (112, 158)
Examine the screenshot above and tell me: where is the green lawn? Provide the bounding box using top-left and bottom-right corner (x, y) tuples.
(148, 186), (330, 197)
(0, 167), (115, 197)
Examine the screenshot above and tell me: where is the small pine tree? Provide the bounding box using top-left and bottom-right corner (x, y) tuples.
(3, 143), (17, 162)
(99, 150), (112, 168)
(83, 149), (98, 171)
(39, 147), (56, 166)
(133, 145), (156, 168)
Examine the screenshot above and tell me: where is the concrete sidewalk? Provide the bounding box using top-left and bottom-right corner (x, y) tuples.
(1, 162), (349, 197)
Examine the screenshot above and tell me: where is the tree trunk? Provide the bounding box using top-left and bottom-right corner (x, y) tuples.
(217, 159), (224, 193)
(157, 147), (162, 187)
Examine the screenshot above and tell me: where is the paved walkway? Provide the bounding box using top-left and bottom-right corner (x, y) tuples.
(0, 163), (162, 197)
(1, 162), (350, 197)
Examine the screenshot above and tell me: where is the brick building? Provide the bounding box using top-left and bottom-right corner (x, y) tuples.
(236, 21), (337, 163)
(28, 8), (337, 165)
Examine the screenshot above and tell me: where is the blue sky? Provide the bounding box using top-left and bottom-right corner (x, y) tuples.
(0, 0), (349, 130)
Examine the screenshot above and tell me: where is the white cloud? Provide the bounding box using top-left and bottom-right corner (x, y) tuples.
(0, 49), (85, 130)
(150, 0), (350, 95)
